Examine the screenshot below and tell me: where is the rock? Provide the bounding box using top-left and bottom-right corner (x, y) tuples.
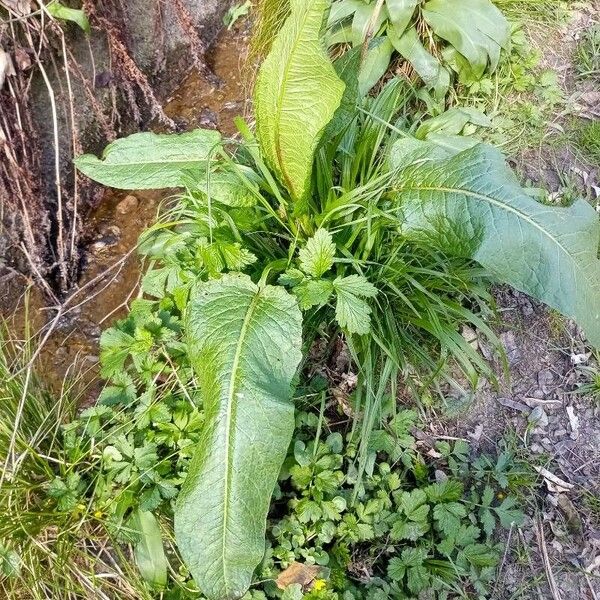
(529, 406), (549, 428)
(537, 369), (555, 394)
(116, 195), (139, 215)
(500, 331), (520, 366)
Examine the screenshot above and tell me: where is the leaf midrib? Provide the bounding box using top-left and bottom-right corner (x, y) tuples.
(220, 287), (262, 594)
(273, 1), (314, 198)
(79, 157), (212, 168)
(397, 184), (587, 282)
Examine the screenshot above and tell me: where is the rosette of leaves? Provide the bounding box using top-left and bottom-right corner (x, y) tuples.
(326, 0), (510, 99)
(75, 0), (600, 597)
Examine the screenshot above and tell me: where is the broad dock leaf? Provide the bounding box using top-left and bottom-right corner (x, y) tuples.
(390, 143), (600, 347)
(175, 274), (303, 600)
(75, 129), (221, 189)
(254, 0), (345, 212)
(422, 0), (509, 76)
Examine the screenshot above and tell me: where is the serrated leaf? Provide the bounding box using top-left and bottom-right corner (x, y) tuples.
(334, 288), (372, 335)
(175, 275), (303, 600)
(494, 497), (524, 528)
(433, 502), (467, 536)
(406, 565), (430, 595)
(334, 275), (378, 298)
(399, 489), (429, 521)
(294, 280), (334, 309)
(424, 480), (464, 503)
(75, 129), (222, 189)
(254, 0), (345, 211)
(391, 519), (430, 541)
(480, 508), (496, 537)
(299, 229), (336, 277)
(387, 557), (406, 581)
(391, 143), (600, 348)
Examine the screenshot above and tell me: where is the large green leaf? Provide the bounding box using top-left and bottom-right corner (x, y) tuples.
(388, 26), (449, 99)
(390, 143), (600, 347)
(75, 129), (222, 189)
(422, 0), (509, 77)
(385, 0), (418, 36)
(175, 274), (303, 600)
(254, 0), (345, 212)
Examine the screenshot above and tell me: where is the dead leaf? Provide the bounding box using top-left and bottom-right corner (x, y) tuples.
(2, 0), (32, 15)
(566, 406), (579, 439)
(0, 48), (16, 90)
(534, 466), (574, 493)
(14, 47), (31, 71)
(497, 397), (530, 413)
(276, 562), (322, 591)
(557, 493), (583, 535)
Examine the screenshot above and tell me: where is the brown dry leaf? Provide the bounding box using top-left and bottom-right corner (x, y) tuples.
(0, 48), (16, 90)
(1, 0), (32, 15)
(534, 465), (574, 493)
(276, 562), (322, 591)
(14, 47), (31, 71)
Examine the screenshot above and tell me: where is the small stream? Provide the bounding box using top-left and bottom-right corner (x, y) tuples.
(14, 25), (251, 395)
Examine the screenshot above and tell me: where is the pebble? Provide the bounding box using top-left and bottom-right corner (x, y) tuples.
(554, 428), (567, 438)
(500, 331), (521, 366)
(116, 195), (139, 214)
(530, 443), (544, 454)
(529, 406), (549, 428)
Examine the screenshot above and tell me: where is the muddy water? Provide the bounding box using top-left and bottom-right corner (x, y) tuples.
(6, 25), (251, 392)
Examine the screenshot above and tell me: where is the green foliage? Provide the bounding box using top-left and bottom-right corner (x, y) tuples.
(575, 24), (600, 81)
(63, 386), (525, 599)
(254, 0), (345, 210)
(390, 140), (600, 346)
(73, 2), (600, 597)
(326, 0), (510, 100)
(176, 275), (303, 599)
(46, 1), (90, 33)
(577, 120), (600, 167)
(75, 129), (223, 189)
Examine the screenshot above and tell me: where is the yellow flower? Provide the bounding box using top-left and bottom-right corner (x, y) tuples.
(313, 579), (327, 591)
(94, 510), (104, 519)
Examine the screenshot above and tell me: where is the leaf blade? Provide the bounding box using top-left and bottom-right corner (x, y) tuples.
(175, 275), (303, 600)
(391, 143), (600, 347)
(75, 130), (222, 189)
(254, 0), (345, 211)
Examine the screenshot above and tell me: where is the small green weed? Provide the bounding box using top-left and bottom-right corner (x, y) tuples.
(575, 24), (600, 80)
(576, 120), (600, 167)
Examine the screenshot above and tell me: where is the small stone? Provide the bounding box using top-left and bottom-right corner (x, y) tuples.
(553, 428), (567, 438)
(530, 443), (544, 454)
(116, 194), (139, 214)
(532, 389), (545, 400)
(537, 369), (555, 394)
(540, 437), (553, 450)
(500, 331), (521, 366)
(529, 406), (549, 428)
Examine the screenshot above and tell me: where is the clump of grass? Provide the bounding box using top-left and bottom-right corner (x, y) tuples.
(0, 326), (148, 599)
(575, 24), (600, 80)
(576, 120), (600, 167)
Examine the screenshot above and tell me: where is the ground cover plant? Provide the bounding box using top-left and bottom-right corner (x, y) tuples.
(70, 0), (600, 598)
